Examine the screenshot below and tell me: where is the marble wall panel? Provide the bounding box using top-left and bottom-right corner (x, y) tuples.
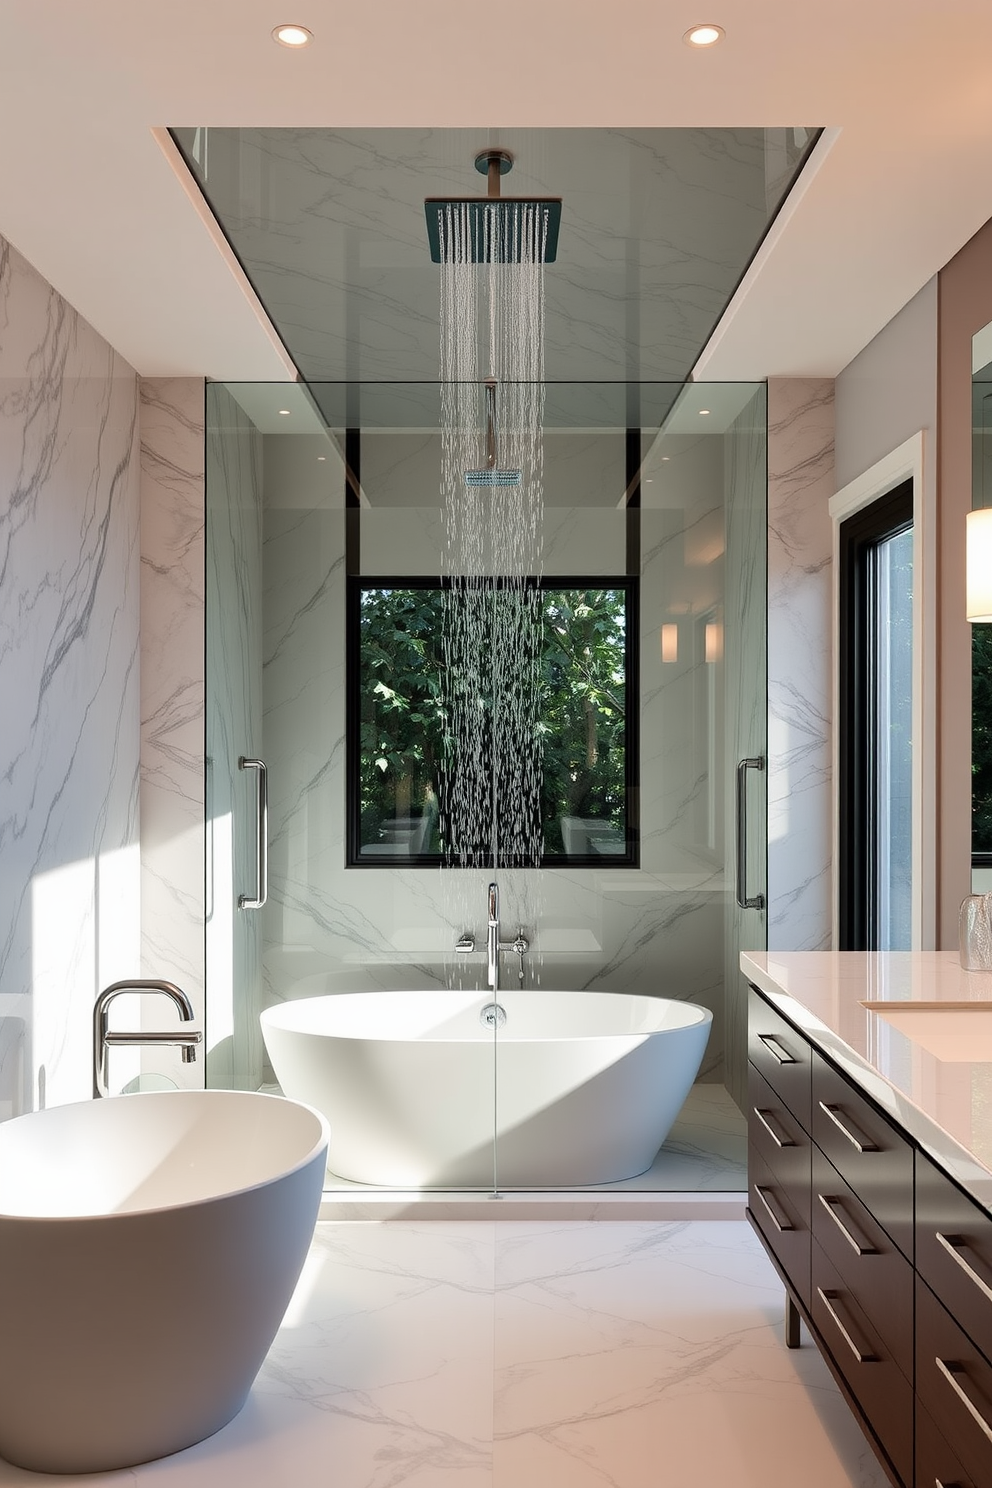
(766, 379), (834, 952)
(204, 386), (264, 1090)
(138, 378), (205, 1088)
(0, 234), (140, 1116)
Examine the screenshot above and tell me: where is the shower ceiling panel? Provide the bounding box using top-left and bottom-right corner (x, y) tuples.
(170, 127), (818, 384)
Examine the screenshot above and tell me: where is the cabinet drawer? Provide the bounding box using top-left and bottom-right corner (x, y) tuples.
(812, 1053), (914, 1261)
(812, 1146), (913, 1383)
(811, 1241), (913, 1488)
(917, 1399), (979, 1488)
(748, 1063), (812, 1196)
(748, 987), (812, 1131)
(918, 1275), (992, 1488)
(749, 1144), (811, 1309)
(917, 1150), (992, 1365)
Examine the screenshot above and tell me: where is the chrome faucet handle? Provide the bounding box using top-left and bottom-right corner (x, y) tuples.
(455, 933), (476, 954)
(513, 929), (528, 983)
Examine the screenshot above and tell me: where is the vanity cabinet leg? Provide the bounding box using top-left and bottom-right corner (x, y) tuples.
(785, 1291), (801, 1349)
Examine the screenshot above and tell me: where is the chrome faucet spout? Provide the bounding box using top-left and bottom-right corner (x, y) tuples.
(93, 980), (202, 1099)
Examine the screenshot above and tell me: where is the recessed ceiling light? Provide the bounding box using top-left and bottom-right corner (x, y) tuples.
(661, 456), (671, 462)
(683, 23), (724, 47)
(317, 455), (326, 462)
(272, 24), (313, 47)
(699, 408), (711, 416)
(278, 408), (291, 416)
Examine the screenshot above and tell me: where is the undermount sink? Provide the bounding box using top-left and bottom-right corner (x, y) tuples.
(862, 1001), (992, 1062)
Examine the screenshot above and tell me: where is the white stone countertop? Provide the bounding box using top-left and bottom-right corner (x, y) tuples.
(741, 951), (992, 1214)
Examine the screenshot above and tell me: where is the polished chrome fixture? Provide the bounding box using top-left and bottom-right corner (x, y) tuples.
(735, 756), (765, 911)
(238, 755), (268, 909)
(93, 980), (202, 1098)
(455, 882), (528, 991)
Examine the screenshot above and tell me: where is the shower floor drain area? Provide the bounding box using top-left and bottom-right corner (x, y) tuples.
(480, 1002), (507, 1028)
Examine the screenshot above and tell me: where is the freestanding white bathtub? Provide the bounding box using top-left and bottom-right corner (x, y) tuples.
(0, 1090), (328, 1475)
(261, 989), (711, 1188)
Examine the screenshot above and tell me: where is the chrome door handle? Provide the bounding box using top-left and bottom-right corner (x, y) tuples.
(754, 1184), (793, 1233)
(818, 1194), (877, 1256)
(936, 1357), (992, 1445)
(753, 1107), (795, 1148)
(817, 1101), (879, 1153)
(238, 757), (268, 910)
(936, 1232), (992, 1306)
(816, 1288), (877, 1363)
(735, 757), (765, 910)
(757, 1032), (797, 1066)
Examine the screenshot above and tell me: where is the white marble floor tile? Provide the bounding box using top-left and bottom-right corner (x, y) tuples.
(492, 1222), (889, 1488)
(0, 1219), (886, 1488)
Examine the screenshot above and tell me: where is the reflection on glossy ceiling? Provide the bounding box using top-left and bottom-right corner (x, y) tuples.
(171, 128), (818, 384)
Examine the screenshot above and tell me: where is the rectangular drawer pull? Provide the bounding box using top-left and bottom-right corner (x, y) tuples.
(816, 1287), (878, 1364)
(818, 1194), (877, 1256)
(817, 1100), (879, 1153)
(936, 1231), (992, 1306)
(754, 1184), (793, 1233)
(757, 1033), (797, 1065)
(753, 1106), (795, 1148)
(936, 1357), (992, 1446)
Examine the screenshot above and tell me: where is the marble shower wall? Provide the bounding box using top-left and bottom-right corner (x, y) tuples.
(254, 417), (768, 1085)
(766, 379), (834, 952)
(138, 378), (206, 1088)
(204, 386), (264, 1091)
(0, 234), (140, 1117)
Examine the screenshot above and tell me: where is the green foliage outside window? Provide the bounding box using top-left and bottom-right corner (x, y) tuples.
(356, 584), (631, 863)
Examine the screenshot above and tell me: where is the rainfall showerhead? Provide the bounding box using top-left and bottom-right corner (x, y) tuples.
(426, 149), (561, 265)
(465, 378), (522, 487)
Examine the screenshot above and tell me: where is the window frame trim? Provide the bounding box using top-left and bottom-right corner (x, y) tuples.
(828, 430), (930, 951)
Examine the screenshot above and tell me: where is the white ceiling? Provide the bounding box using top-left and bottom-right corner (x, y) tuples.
(2, 0), (992, 383)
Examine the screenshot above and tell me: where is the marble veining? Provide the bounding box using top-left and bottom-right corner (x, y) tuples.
(0, 233), (140, 1116)
(766, 379), (834, 954)
(139, 379), (205, 1088)
(0, 1219), (886, 1485)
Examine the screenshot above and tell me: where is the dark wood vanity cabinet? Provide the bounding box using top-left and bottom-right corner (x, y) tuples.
(746, 982), (992, 1488)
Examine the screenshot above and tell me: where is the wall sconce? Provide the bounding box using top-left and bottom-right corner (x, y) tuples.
(660, 623), (679, 663)
(967, 508), (992, 622)
(705, 621), (722, 663)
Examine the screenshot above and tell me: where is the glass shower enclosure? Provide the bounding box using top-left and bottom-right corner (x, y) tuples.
(204, 378), (767, 1192)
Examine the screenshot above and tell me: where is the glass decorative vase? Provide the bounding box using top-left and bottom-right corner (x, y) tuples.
(959, 893), (992, 971)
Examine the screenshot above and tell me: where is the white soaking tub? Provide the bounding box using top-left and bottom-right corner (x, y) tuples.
(261, 989), (711, 1188)
(0, 1090), (328, 1475)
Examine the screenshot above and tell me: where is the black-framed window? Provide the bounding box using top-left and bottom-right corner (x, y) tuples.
(839, 479), (913, 950)
(347, 577), (639, 868)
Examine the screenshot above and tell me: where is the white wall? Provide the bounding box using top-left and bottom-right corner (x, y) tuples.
(0, 234), (140, 1115)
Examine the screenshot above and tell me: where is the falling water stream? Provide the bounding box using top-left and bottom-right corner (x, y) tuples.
(438, 201), (548, 990)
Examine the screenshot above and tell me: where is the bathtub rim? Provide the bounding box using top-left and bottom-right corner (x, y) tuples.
(0, 1089), (330, 1224)
(261, 989), (714, 1044)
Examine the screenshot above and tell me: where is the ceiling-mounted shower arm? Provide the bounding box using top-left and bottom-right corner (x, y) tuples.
(476, 148), (513, 202)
